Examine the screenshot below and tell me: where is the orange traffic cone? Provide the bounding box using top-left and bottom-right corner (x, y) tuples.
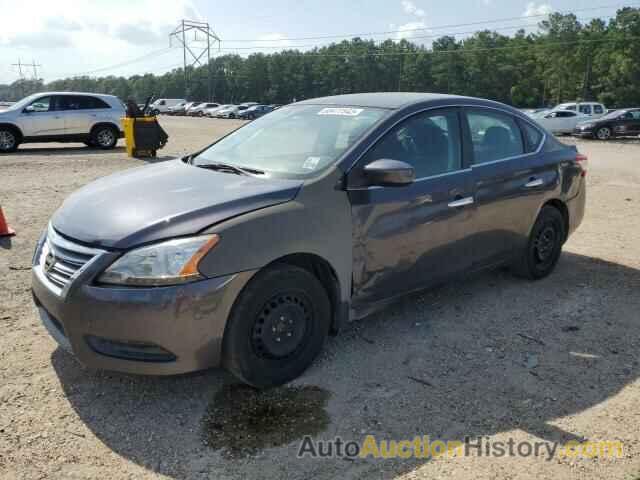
(0, 207), (15, 237)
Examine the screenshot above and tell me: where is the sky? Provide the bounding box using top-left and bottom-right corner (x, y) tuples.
(0, 0), (633, 84)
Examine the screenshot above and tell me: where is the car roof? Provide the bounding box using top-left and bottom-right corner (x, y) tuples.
(295, 92), (472, 110)
(41, 92), (118, 99)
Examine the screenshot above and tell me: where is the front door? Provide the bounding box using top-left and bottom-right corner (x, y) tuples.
(20, 95), (65, 137)
(347, 107), (475, 305)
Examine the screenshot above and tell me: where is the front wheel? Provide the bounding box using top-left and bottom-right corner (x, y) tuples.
(0, 128), (19, 153)
(512, 206), (565, 280)
(222, 264), (331, 388)
(596, 126), (612, 140)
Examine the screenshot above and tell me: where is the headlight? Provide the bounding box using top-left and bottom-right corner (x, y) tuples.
(580, 123), (594, 129)
(98, 235), (219, 286)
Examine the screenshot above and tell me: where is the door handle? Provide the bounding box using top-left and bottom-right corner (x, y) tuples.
(448, 196), (474, 208)
(524, 178), (544, 188)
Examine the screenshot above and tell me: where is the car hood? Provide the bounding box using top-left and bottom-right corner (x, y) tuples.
(51, 159), (303, 249)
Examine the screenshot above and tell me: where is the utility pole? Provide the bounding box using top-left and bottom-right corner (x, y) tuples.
(582, 55), (592, 101)
(169, 20), (220, 101)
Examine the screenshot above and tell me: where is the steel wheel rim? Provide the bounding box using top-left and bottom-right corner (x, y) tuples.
(0, 131), (15, 150)
(96, 129), (114, 146)
(251, 292), (312, 359)
(533, 224), (557, 265)
(597, 128), (610, 140)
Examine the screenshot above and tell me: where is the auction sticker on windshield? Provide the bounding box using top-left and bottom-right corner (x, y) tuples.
(318, 107), (364, 116)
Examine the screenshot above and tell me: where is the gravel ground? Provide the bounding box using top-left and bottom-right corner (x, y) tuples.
(1, 117), (640, 479)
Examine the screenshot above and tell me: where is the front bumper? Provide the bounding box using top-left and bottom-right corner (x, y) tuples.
(31, 239), (255, 375)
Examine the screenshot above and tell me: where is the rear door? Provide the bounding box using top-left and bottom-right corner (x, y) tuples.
(57, 95), (90, 135)
(348, 107), (476, 304)
(464, 107), (551, 268)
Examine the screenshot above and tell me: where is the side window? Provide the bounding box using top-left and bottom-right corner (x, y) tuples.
(57, 96), (81, 110)
(27, 96), (52, 112)
(466, 109), (524, 164)
(594, 105), (604, 114)
(519, 120), (544, 153)
(558, 111), (575, 118)
(565, 105), (576, 111)
(159, 100), (166, 106)
(632, 111), (640, 120)
(81, 96), (110, 109)
(362, 109), (462, 179)
(579, 105), (592, 115)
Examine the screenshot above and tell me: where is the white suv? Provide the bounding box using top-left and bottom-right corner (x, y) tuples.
(0, 92), (125, 153)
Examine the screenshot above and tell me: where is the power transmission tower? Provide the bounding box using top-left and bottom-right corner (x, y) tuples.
(11, 59), (41, 98)
(169, 20), (220, 101)
(11, 59), (42, 81)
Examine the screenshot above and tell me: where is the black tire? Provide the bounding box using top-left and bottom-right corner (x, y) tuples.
(91, 125), (118, 149)
(151, 109), (160, 116)
(229, 113), (236, 119)
(222, 264), (331, 388)
(0, 127), (19, 153)
(84, 140), (96, 148)
(512, 205), (566, 280)
(596, 126), (612, 141)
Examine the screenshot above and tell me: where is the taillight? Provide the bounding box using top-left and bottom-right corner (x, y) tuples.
(575, 152), (588, 176)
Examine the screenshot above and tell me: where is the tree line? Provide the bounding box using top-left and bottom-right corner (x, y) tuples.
(1, 8), (639, 108)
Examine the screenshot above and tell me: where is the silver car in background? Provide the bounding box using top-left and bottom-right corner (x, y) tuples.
(0, 92), (124, 153)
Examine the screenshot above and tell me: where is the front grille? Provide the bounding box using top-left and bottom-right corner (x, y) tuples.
(39, 225), (105, 290)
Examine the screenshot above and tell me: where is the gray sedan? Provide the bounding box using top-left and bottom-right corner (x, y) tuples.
(32, 93), (586, 387)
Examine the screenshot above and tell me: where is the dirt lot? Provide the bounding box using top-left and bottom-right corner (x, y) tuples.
(1, 116), (640, 479)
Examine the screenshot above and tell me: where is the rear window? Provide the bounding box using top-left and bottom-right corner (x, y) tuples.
(519, 120), (544, 153)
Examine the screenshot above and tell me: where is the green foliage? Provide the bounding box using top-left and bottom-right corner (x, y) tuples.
(1, 8), (639, 108)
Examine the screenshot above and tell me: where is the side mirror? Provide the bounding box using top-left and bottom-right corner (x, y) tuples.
(363, 159), (415, 187)
(23, 105), (35, 113)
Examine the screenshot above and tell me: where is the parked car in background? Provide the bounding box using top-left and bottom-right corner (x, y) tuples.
(215, 105), (249, 119)
(0, 92), (124, 153)
(184, 102), (203, 116)
(521, 108), (549, 116)
(237, 104), (274, 120)
(239, 102), (259, 108)
(555, 102), (606, 118)
(533, 109), (590, 134)
(167, 101), (188, 115)
(32, 92), (586, 387)
(148, 98), (186, 115)
(573, 108), (640, 140)
(188, 103), (219, 117)
(205, 104), (233, 117)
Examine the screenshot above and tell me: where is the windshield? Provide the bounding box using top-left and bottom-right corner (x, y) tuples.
(193, 104), (387, 178)
(6, 93), (42, 111)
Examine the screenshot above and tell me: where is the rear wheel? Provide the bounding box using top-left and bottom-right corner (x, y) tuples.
(596, 126), (612, 140)
(512, 206), (565, 280)
(92, 125), (118, 149)
(222, 264), (331, 388)
(0, 128), (19, 153)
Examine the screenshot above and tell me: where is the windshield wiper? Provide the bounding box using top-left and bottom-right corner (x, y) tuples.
(195, 162), (264, 176)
